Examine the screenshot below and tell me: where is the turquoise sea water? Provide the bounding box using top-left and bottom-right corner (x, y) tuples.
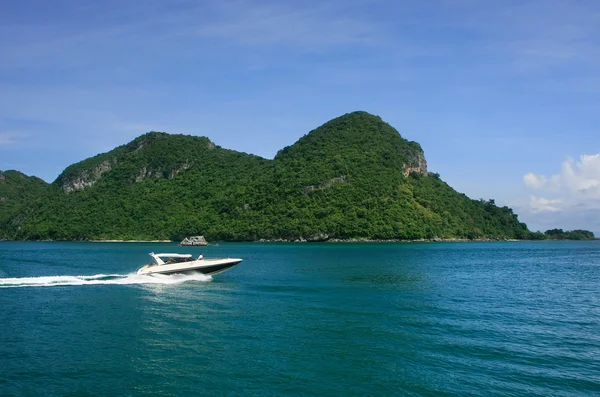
(1, 241), (599, 396)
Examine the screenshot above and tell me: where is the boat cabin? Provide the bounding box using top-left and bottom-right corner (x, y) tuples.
(150, 253), (195, 266)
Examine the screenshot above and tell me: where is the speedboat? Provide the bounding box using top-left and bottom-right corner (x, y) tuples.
(137, 253), (242, 276)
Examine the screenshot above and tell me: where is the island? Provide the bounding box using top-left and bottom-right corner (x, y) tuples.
(0, 111), (595, 242)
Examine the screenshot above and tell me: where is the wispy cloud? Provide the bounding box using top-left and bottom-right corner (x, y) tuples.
(1, 0), (599, 196)
(0, 133), (16, 146)
(0, 132), (30, 147)
(191, 1), (382, 49)
(447, 0), (600, 69)
(0, 0), (385, 73)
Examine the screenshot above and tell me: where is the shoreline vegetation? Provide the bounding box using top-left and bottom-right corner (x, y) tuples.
(89, 240), (173, 243)
(1, 236), (597, 243)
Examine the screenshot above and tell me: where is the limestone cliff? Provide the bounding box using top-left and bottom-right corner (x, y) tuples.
(59, 159), (116, 193)
(402, 151), (428, 177)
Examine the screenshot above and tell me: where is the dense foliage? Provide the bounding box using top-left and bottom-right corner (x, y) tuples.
(0, 170), (50, 239)
(0, 111), (591, 242)
(529, 229), (596, 240)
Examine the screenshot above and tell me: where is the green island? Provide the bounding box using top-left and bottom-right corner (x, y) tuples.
(0, 111), (595, 242)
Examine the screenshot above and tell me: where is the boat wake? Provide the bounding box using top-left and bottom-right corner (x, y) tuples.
(0, 272), (212, 288)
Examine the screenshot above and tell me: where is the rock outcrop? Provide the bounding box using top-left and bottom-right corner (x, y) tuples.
(402, 151), (428, 177)
(60, 159), (116, 193)
(305, 233), (329, 242)
(180, 235), (208, 246)
(134, 162), (194, 182)
(304, 176), (347, 195)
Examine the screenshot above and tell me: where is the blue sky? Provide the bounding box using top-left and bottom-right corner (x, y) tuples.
(1, 0), (599, 233)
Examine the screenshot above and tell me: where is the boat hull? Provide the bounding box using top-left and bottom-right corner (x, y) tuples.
(137, 258), (242, 276)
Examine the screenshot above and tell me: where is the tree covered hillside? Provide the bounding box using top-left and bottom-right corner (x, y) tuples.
(0, 170), (50, 239)
(1, 112), (532, 241)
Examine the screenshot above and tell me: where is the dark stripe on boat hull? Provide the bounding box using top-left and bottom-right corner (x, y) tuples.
(153, 260), (242, 276)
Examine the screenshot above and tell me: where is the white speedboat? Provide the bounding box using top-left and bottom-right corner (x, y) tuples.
(137, 253), (242, 276)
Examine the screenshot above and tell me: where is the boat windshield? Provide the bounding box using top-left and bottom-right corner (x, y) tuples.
(156, 255), (193, 265)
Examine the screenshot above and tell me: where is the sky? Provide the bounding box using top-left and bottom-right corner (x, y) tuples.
(1, 0), (599, 234)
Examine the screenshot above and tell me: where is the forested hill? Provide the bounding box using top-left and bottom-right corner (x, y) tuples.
(0, 171), (50, 239)
(1, 111), (535, 241)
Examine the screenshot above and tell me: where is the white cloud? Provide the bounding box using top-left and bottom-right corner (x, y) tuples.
(522, 172), (562, 192)
(523, 172), (547, 189)
(524, 154), (600, 200)
(561, 154), (600, 194)
(529, 196), (562, 212)
(517, 153), (600, 232)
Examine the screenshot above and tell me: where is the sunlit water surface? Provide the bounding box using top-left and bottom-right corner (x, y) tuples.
(1, 241), (599, 396)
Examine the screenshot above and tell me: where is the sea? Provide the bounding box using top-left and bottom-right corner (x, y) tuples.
(1, 241), (599, 396)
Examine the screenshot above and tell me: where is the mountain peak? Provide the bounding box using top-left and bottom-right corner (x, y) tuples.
(326, 110), (383, 122)
(275, 111), (427, 178)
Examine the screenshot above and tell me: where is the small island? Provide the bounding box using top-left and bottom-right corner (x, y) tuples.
(529, 229), (596, 241)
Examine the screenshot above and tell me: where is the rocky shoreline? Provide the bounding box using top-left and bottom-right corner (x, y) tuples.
(255, 237), (521, 243)
(180, 236), (208, 246)
(4, 237), (597, 243)
(1, 238), (519, 243)
(90, 240), (173, 243)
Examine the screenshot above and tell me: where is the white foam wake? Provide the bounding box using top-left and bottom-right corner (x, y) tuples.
(0, 272), (212, 288)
